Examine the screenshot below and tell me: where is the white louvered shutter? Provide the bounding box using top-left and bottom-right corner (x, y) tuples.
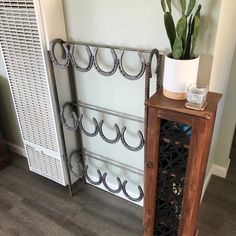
(0, 0), (67, 185)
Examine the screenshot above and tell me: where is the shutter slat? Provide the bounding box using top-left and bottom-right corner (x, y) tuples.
(0, 0), (58, 151)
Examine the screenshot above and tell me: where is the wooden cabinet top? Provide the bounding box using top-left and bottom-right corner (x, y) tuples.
(145, 89), (222, 120)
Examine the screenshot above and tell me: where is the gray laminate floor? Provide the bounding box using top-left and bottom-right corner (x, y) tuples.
(198, 145), (236, 236)
(0, 155), (143, 236)
(0, 150), (235, 236)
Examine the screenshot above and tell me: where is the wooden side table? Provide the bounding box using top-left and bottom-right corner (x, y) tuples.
(144, 90), (222, 236)
(0, 133), (10, 170)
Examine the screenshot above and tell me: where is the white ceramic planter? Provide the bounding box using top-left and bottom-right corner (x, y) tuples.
(163, 55), (200, 100)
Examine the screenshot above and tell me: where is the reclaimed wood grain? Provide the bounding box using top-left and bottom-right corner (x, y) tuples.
(145, 89), (222, 120)
(144, 90), (221, 236)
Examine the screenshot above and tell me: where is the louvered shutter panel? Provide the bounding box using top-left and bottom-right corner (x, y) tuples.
(0, 0), (66, 185)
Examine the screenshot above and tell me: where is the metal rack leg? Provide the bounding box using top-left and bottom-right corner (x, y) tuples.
(67, 65), (86, 184)
(47, 51), (73, 196)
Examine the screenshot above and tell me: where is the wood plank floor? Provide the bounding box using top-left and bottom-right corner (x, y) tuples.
(0, 155), (143, 236)
(198, 145), (236, 236)
(0, 151), (235, 236)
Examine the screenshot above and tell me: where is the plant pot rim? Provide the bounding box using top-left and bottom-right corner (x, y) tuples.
(166, 53), (199, 61)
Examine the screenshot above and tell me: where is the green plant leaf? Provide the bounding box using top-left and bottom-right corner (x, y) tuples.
(190, 15), (200, 58)
(182, 24), (187, 52)
(166, 0), (172, 13)
(173, 37), (183, 59)
(186, 0), (196, 17)
(161, 0), (166, 12)
(194, 4), (201, 18)
(164, 12), (176, 51)
(180, 0), (186, 15)
(183, 14), (193, 58)
(176, 16), (187, 38)
(187, 4), (201, 58)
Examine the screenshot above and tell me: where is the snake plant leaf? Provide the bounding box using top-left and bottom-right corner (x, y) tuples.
(176, 16), (187, 38)
(194, 4), (201, 18)
(166, 0), (172, 13)
(173, 37), (183, 59)
(190, 15), (200, 58)
(161, 0), (166, 12)
(161, 0), (201, 59)
(180, 0), (186, 15)
(164, 12), (176, 51)
(186, 0), (196, 17)
(182, 24), (187, 52)
(183, 14), (193, 58)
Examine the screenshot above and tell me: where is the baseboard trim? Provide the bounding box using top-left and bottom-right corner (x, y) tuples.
(201, 159), (231, 202)
(4, 141), (26, 157)
(3, 140), (231, 205)
(212, 159), (231, 178)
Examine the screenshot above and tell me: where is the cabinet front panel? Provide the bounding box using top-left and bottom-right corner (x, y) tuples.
(154, 119), (192, 236)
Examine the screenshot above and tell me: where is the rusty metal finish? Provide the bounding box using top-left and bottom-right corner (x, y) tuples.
(47, 52), (73, 196)
(60, 101), (145, 152)
(69, 44), (93, 72)
(93, 48), (119, 76)
(48, 38), (160, 203)
(118, 51), (146, 80)
(68, 149), (144, 202)
(49, 38), (150, 81)
(49, 38), (70, 69)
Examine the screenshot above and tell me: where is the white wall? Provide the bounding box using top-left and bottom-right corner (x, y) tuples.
(206, 0), (236, 175)
(0, 0), (225, 177)
(61, 0), (222, 198)
(63, 0), (220, 55)
(61, 0), (222, 94)
(213, 44), (236, 168)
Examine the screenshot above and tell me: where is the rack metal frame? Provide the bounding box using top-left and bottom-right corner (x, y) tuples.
(48, 38), (161, 202)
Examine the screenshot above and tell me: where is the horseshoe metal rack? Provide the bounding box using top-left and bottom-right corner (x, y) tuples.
(60, 101), (145, 152)
(48, 38), (161, 203)
(68, 149), (144, 202)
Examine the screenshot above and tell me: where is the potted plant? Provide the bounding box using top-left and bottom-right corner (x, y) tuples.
(161, 0), (201, 100)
